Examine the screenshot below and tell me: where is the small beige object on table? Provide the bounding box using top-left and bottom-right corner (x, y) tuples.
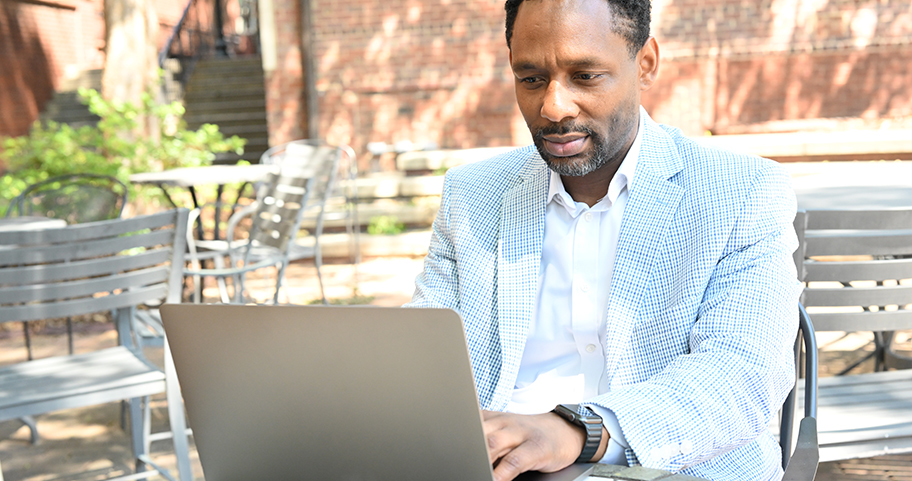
(586, 464), (709, 480)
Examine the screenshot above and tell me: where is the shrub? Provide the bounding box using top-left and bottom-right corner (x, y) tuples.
(0, 88), (246, 214)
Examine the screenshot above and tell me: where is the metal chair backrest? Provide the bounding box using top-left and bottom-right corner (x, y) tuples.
(780, 305), (819, 480)
(794, 209), (912, 335)
(0, 209), (188, 339)
(245, 143), (341, 255)
(5, 173), (129, 224)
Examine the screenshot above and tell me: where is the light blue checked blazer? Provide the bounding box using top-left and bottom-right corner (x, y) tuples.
(407, 112), (801, 480)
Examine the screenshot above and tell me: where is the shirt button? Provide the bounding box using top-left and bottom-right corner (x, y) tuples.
(586, 344), (597, 353)
(580, 284), (590, 293)
(584, 212), (593, 222)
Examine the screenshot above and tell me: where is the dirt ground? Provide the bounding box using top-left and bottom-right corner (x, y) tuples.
(2, 256), (912, 480)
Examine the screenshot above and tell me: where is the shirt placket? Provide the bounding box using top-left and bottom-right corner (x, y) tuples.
(570, 208), (605, 400)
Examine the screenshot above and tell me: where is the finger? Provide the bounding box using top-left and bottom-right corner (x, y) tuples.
(491, 440), (543, 481)
(484, 415), (523, 463)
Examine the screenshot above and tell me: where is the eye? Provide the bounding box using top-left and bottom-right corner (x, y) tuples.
(517, 76), (545, 89)
(575, 73), (602, 81)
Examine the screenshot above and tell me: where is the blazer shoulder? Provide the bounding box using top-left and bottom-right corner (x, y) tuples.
(657, 124), (789, 191)
(445, 145), (542, 193)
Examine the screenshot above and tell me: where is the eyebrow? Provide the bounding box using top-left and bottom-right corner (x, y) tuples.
(512, 57), (607, 71)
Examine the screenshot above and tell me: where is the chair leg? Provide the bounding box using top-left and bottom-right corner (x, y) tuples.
(23, 321), (33, 361)
(19, 416), (39, 445)
(874, 331), (888, 372)
(66, 316), (75, 355)
(165, 337), (194, 481)
(272, 262), (288, 304)
(129, 396), (150, 474)
(314, 244), (327, 305)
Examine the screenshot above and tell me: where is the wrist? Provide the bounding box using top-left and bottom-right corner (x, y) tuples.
(552, 404), (603, 463)
(591, 426), (609, 462)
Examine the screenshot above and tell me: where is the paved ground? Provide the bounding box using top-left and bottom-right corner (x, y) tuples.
(2, 256), (912, 480)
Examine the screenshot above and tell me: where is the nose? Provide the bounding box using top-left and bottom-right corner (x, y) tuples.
(540, 80), (579, 123)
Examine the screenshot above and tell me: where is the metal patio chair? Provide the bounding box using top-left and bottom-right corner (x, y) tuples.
(793, 208), (912, 462)
(5, 173), (129, 223)
(0, 209), (193, 481)
(185, 142), (343, 304)
(260, 140), (359, 293)
(5, 173), (131, 359)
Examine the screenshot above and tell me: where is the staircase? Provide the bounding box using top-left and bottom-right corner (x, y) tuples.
(181, 56), (269, 164)
(38, 69), (102, 128)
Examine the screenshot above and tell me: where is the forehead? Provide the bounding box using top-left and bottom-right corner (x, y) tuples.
(511, 0), (629, 66)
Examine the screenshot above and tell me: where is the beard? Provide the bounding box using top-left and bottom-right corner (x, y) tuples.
(532, 123), (614, 177)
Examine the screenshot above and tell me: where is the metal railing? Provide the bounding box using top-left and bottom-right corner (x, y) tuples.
(157, 0), (261, 102)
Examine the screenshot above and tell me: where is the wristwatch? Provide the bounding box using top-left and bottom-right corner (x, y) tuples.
(552, 404), (603, 463)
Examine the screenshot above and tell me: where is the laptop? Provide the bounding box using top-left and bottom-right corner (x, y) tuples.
(161, 304), (595, 481)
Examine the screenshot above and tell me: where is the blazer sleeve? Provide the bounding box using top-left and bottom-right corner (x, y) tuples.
(405, 171), (460, 311)
(588, 161), (802, 472)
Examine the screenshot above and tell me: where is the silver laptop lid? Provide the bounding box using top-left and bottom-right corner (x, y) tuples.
(161, 304), (593, 481)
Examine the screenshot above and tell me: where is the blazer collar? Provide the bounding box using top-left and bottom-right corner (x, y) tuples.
(601, 111), (686, 381)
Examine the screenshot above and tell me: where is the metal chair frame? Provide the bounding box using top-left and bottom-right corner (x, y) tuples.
(0, 209), (192, 481)
(5, 173), (130, 359)
(185, 142), (344, 304)
(794, 208), (912, 462)
(780, 305), (819, 480)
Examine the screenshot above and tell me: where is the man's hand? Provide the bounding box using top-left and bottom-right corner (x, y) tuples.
(482, 410), (605, 481)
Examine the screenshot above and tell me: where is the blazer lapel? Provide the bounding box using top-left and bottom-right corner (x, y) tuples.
(602, 116), (685, 381)
(492, 154), (549, 409)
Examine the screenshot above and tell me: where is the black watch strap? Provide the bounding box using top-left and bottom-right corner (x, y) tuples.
(552, 404), (603, 463)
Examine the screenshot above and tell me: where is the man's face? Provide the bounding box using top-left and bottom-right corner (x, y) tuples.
(510, 0), (653, 177)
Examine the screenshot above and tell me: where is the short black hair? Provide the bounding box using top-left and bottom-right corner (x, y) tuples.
(504, 0), (651, 57)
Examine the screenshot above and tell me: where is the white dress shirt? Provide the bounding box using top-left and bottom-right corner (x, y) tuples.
(506, 113), (644, 465)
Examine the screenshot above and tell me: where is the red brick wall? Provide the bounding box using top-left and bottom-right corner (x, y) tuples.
(0, 0), (219, 139)
(281, 0), (912, 159)
(307, 0), (519, 169)
(0, 0), (104, 137)
(644, 0), (912, 135)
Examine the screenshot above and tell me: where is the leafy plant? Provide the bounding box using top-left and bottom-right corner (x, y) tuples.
(0, 87), (246, 214)
(367, 215), (405, 235)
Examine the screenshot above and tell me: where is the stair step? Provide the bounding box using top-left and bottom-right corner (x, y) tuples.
(206, 124), (268, 137)
(182, 98), (266, 113)
(57, 69), (103, 92)
(184, 111), (268, 124)
(185, 76), (265, 91)
(183, 89), (266, 102)
(194, 56), (263, 70)
(40, 105), (94, 117)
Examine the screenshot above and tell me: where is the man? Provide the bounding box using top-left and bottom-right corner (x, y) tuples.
(406, 0), (801, 479)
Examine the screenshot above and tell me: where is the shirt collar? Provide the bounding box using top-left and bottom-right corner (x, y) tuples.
(547, 111), (644, 209)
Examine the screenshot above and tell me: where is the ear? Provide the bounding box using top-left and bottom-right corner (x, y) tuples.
(637, 37), (660, 91)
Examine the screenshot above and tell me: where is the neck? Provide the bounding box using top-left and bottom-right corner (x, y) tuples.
(560, 160), (622, 207)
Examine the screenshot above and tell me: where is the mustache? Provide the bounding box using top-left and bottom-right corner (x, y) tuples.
(532, 122), (597, 140)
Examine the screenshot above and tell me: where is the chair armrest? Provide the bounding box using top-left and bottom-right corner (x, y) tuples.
(782, 417), (819, 481)
(182, 254), (286, 278)
(224, 202), (260, 244)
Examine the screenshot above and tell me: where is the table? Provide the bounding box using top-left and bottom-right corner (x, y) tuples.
(586, 463), (708, 480)
(130, 164), (278, 239)
(788, 161), (912, 210)
(0, 216), (67, 232)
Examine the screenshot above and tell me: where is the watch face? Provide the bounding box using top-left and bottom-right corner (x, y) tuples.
(553, 404), (578, 422)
